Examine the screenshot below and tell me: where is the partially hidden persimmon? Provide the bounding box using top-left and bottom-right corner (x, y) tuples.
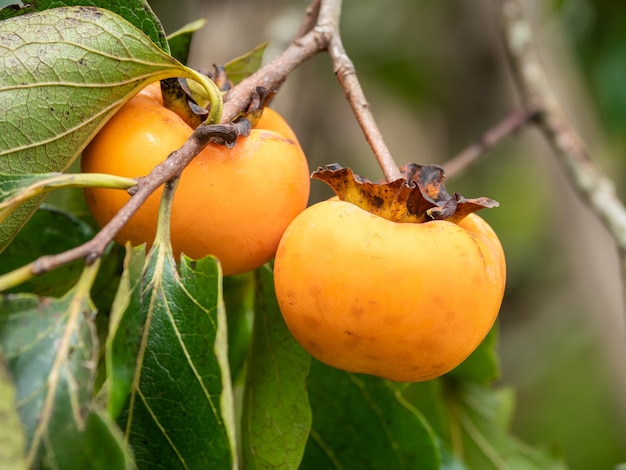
(81, 82), (310, 276)
(273, 165), (506, 382)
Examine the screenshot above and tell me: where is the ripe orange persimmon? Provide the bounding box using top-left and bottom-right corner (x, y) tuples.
(273, 198), (506, 382)
(81, 83), (310, 275)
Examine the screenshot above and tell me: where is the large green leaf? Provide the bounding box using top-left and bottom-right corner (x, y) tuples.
(0, 266), (132, 469)
(0, 6), (202, 251)
(240, 265), (312, 469)
(0, 0), (169, 53)
(109, 245), (237, 469)
(301, 360), (440, 470)
(405, 380), (568, 470)
(447, 383), (566, 469)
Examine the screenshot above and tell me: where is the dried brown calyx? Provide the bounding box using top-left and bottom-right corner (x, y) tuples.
(312, 163), (498, 224)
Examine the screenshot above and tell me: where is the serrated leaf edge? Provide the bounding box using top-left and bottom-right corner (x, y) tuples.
(123, 249), (236, 467)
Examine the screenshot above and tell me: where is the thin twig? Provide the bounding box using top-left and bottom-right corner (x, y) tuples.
(295, 0), (322, 38)
(500, 0), (626, 313)
(443, 107), (539, 178)
(221, 30), (326, 123)
(319, 0), (402, 182)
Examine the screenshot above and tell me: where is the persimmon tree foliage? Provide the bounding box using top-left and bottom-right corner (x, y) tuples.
(1, 0), (611, 469)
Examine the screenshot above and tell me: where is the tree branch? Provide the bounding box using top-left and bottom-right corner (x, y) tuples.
(5, 0), (403, 281)
(500, 0), (626, 312)
(221, 26), (327, 123)
(443, 107), (539, 178)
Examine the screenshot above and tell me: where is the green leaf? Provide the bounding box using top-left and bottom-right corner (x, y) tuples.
(404, 380), (567, 470)
(0, 6), (200, 252)
(167, 18), (206, 65)
(241, 265), (312, 470)
(223, 272), (254, 382)
(0, 264), (133, 469)
(440, 445), (470, 470)
(110, 247), (237, 468)
(67, 409), (134, 469)
(447, 383), (567, 470)
(301, 360), (440, 470)
(105, 245), (146, 420)
(446, 325), (500, 384)
(0, 357), (27, 470)
(0, 0), (169, 53)
(0, 206), (92, 295)
(224, 42), (267, 85)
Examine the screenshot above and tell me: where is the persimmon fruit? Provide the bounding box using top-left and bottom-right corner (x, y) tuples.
(81, 83), (310, 276)
(274, 195), (506, 383)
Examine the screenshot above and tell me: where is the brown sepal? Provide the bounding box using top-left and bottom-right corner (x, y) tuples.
(312, 163), (498, 224)
(161, 78), (207, 128)
(235, 86), (277, 128)
(204, 64), (233, 92)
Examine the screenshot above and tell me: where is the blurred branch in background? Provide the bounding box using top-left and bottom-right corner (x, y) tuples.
(443, 107), (539, 177)
(500, 0), (626, 317)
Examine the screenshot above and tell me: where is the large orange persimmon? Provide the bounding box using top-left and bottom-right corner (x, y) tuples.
(273, 166), (506, 382)
(81, 83), (310, 275)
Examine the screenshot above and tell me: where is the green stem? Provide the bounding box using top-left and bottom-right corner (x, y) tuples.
(0, 262), (36, 292)
(0, 247), (103, 293)
(186, 67), (224, 124)
(153, 176), (180, 253)
(1, 173), (137, 220)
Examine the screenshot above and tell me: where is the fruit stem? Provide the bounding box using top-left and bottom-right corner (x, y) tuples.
(153, 175), (179, 253)
(186, 67), (224, 124)
(320, 0), (402, 182)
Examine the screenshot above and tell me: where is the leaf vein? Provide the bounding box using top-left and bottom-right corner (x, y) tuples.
(137, 387), (190, 470)
(163, 285), (225, 433)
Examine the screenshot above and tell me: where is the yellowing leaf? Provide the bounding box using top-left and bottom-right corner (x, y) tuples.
(0, 263), (133, 469)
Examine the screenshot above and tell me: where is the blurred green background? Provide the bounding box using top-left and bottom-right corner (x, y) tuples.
(150, 0), (626, 467)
